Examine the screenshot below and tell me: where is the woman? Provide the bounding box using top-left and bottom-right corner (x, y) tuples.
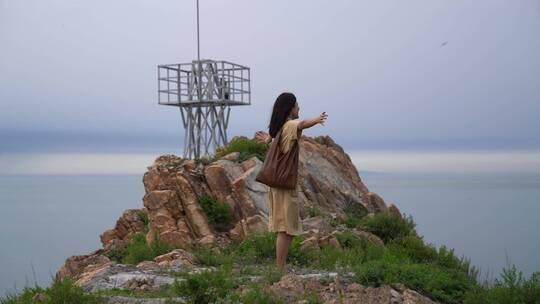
(256, 92), (328, 273)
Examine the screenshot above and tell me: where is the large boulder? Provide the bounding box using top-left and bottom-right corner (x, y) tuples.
(56, 249), (111, 282)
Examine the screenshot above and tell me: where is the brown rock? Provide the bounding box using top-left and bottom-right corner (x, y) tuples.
(232, 162), (268, 217)
(183, 159), (197, 172)
(298, 136), (371, 214)
(353, 229), (385, 247)
(299, 236), (320, 252)
(154, 249), (196, 268)
(99, 209), (147, 249)
(319, 234), (341, 249)
(196, 234), (216, 247)
(220, 152), (240, 161)
(136, 261), (162, 271)
(241, 157), (258, 172)
(367, 192), (389, 213)
(228, 214), (267, 242)
(55, 249), (110, 281)
(388, 203), (403, 219)
(174, 174), (213, 240)
(158, 230), (192, 249)
(302, 216), (332, 236)
(204, 159), (247, 221)
(403, 289), (440, 304)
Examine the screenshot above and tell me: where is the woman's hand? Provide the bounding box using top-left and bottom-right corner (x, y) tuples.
(298, 111), (329, 131)
(317, 112), (328, 126)
(255, 131), (271, 144)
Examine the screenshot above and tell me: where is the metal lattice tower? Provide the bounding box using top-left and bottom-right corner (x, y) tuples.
(157, 1), (251, 159)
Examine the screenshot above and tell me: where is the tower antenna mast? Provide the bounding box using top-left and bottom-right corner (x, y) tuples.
(157, 0), (251, 159)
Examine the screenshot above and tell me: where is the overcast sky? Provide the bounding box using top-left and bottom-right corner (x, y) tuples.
(1, 0), (539, 153)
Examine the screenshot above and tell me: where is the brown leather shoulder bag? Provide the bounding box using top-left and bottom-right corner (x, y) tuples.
(255, 127), (299, 189)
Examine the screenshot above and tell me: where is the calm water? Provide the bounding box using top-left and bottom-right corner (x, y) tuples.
(0, 174), (146, 297)
(362, 171), (540, 282)
(1, 172), (539, 296)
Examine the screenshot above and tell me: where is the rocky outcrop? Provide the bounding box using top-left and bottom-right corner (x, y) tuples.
(92, 132), (395, 255)
(56, 248), (111, 282)
(56, 132), (402, 287)
(297, 136), (371, 215)
(100, 209), (147, 250)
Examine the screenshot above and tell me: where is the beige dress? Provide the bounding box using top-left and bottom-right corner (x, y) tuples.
(267, 118), (304, 236)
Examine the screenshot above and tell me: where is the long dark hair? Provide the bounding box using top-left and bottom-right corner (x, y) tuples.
(268, 92), (297, 138)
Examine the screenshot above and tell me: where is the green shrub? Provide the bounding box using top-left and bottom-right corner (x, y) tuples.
(359, 212), (416, 244)
(354, 255), (477, 304)
(387, 235), (480, 282)
(463, 265), (540, 304)
(436, 246), (480, 281)
(328, 216), (340, 228)
(313, 136), (326, 145)
(387, 235), (438, 264)
(287, 234), (315, 266)
(104, 230), (174, 265)
(138, 210), (149, 230)
(199, 195), (233, 232)
(214, 137), (268, 162)
(123, 231), (175, 265)
(0, 276), (102, 304)
(104, 244), (128, 264)
(335, 231), (363, 249)
(173, 265), (239, 304)
(342, 200), (368, 228)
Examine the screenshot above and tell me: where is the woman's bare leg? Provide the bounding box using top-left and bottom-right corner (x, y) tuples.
(276, 232), (294, 272)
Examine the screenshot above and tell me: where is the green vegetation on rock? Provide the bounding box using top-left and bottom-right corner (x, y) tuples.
(104, 230), (175, 265)
(214, 137), (268, 162)
(198, 195), (234, 232)
(359, 212), (417, 244)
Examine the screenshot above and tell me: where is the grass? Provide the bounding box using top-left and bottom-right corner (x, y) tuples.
(214, 137), (268, 162)
(198, 195), (233, 232)
(463, 264), (540, 303)
(172, 264), (239, 304)
(1, 275), (103, 304)
(192, 246), (234, 267)
(238, 284), (284, 304)
(104, 230), (176, 265)
(93, 284), (177, 299)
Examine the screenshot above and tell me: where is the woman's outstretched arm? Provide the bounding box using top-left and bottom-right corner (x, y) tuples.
(298, 112), (328, 131)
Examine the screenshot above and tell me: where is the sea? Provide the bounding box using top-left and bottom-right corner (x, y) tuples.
(1, 150), (539, 297)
